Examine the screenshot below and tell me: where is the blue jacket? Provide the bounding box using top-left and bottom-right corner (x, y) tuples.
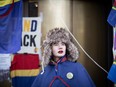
(31, 57), (95, 87)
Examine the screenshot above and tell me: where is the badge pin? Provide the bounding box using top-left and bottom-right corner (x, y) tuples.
(66, 72), (73, 79)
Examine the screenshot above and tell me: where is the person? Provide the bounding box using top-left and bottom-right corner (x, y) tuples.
(31, 28), (96, 87)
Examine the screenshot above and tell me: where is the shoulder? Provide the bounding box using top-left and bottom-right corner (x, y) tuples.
(66, 61), (87, 71)
(75, 62), (85, 68)
(63, 61), (85, 70)
(65, 61), (84, 67)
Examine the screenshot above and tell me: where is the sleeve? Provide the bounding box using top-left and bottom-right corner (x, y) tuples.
(76, 63), (96, 87)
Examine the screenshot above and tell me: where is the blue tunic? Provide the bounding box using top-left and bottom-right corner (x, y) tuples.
(31, 58), (95, 87)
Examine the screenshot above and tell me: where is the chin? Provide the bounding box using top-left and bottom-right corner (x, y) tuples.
(58, 55), (65, 58)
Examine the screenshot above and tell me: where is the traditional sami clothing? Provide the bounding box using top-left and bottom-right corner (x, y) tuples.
(31, 57), (95, 87)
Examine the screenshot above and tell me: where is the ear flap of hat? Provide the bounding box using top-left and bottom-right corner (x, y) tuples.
(42, 44), (52, 66)
(67, 41), (79, 62)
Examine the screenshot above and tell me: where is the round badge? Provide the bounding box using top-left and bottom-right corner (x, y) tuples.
(66, 72), (73, 79)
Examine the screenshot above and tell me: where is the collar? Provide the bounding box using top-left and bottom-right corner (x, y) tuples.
(49, 56), (67, 65)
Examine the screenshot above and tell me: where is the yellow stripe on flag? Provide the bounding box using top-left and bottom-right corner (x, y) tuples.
(0, 0), (19, 7)
(113, 61), (116, 65)
(112, 6), (116, 10)
(10, 69), (40, 78)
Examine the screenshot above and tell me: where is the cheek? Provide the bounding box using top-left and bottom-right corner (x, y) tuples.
(63, 46), (66, 52)
(52, 46), (58, 54)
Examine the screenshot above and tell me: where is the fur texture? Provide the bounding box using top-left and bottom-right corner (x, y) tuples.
(42, 28), (79, 66)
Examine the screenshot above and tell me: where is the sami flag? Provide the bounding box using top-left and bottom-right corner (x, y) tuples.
(107, 27), (116, 83)
(107, 1), (116, 27)
(0, 0), (23, 53)
(107, 1), (116, 83)
(107, 60), (116, 83)
(10, 54), (40, 87)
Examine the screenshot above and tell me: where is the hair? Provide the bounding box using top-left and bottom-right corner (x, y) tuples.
(42, 27), (79, 66)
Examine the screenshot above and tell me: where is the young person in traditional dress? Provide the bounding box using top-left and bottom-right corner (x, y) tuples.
(31, 28), (96, 87)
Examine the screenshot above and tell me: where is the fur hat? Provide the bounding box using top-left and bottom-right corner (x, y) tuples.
(42, 28), (79, 67)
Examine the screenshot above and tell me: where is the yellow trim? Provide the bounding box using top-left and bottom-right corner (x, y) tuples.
(113, 61), (116, 65)
(112, 6), (116, 10)
(10, 69), (40, 78)
(0, 0), (19, 7)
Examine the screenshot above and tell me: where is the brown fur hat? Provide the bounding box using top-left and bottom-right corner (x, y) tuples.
(42, 28), (79, 66)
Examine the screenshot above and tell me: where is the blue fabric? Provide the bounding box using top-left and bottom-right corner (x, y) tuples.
(107, 64), (116, 83)
(0, 0), (22, 53)
(31, 61), (95, 87)
(107, 1), (116, 27)
(12, 77), (36, 87)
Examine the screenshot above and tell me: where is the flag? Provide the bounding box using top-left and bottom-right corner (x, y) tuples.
(0, 0), (23, 53)
(10, 54), (41, 87)
(107, 1), (116, 27)
(107, 27), (116, 83)
(107, 60), (116, 83)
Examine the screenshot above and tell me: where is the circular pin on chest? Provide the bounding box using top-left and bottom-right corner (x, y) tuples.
(66, 72), (73, 79)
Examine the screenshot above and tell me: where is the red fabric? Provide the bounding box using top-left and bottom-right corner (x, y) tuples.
(10, 54), (40, 70)
(0, 0), (14, 18)
(113, 1), (116, 7)
(49, 76), (70, 87)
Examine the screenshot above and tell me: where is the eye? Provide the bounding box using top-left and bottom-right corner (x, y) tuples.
(52, 42), (58, 46)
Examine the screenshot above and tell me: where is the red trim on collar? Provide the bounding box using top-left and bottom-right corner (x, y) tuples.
(60, 57), (67, 63)
(49, 57), (67, 65)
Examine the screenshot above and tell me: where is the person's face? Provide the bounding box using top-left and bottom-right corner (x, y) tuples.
(52, 42), (66, 58)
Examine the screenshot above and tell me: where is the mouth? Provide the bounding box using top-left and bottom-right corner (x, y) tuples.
(58, 51), (63, 54)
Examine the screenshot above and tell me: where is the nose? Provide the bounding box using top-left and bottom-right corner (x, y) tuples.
(59, 47), (62, 49)
(58, 44), (63, 49)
